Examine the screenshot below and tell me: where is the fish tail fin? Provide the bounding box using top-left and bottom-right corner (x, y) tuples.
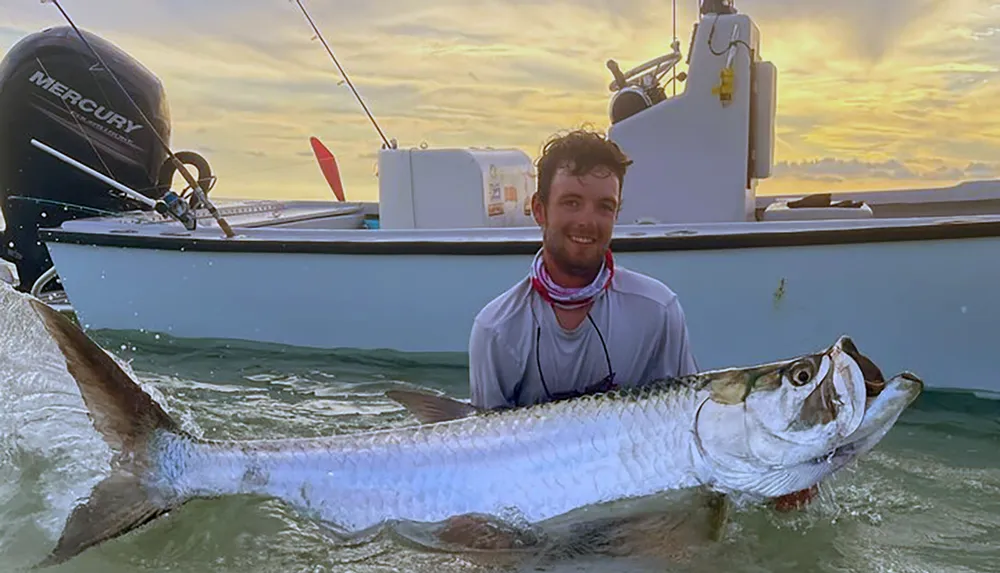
(28, 299), (188, 566)
(34, 471), (171, 568)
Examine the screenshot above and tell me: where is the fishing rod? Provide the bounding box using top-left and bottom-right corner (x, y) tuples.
(41, 0), (236, 238)
(30, 138), (199, 231)
(291, 0), (394, 149)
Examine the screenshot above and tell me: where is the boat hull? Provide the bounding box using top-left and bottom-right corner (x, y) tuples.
(41, 215), (1000, 395)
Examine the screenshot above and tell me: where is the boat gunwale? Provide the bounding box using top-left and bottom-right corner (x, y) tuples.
(39, 214), (1000, 255)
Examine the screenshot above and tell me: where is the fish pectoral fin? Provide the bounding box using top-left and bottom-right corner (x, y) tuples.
(35, 470), (177, 568)
(434, 514), (541, 551)
(560, 493), (729, 560)
(385, 389), (480, 424)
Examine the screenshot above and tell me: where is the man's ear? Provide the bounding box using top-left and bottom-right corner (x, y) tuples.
(531, 193), (546, 227)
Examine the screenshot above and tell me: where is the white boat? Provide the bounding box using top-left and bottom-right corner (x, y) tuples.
(2, 2), (999, 396)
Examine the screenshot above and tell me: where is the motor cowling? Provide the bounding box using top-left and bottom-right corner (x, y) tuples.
(0, 25), (171, 290)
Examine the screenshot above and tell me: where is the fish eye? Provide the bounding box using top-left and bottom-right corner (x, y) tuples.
(788, 361), (814, 386)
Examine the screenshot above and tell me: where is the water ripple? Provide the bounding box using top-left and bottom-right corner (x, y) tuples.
(1, 286), (999, 571)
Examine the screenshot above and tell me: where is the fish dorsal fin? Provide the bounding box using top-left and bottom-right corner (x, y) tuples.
(28, 298), (180, 451)
(386, 389), (480, 424)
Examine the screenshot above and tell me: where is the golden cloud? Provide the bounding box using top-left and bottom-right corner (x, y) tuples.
(1, 0), (997, 202)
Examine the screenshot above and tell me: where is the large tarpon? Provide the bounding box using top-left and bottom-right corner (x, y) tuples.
(18, 293), (921, 567)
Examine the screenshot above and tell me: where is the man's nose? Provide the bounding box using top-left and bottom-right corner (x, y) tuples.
(576, 204), (603, 225)
(571, 212), (598, 231)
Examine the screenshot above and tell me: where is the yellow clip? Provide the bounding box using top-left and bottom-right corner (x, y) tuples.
(711, 67), (734, 105)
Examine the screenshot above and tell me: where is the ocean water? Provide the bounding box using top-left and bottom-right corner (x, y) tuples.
(0, 288), (998, 573)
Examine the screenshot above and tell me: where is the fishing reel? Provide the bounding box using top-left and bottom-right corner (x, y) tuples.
(153, 190), (197, 231)
(156, 151), (216, 211)
(606, 42), (686, 124)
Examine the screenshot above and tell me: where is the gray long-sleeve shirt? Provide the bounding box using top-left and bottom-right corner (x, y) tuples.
(468, 266), (698, 409)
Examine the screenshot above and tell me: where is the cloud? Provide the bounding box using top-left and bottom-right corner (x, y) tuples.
(774, 157), (997, 183)
(738, 0), (950, 63)
(1, 0), (998, 201)
(774, 158), (915, 181)
(966, 162), (998, 178)
(921, 161), (1000, 181)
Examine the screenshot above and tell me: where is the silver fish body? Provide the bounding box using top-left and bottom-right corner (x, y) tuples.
(9, 286), (921, 566)
(154, 385), (705, 530)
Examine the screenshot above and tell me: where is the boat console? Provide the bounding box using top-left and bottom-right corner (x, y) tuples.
(374, 5), (780, 229)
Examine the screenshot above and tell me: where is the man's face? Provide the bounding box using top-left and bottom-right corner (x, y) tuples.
(532, 165), (620, 280)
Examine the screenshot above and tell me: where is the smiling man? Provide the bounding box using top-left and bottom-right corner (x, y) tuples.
(468, 129), (699, 409)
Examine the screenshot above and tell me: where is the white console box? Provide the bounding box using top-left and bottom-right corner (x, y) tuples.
(377, 147), (537, 230)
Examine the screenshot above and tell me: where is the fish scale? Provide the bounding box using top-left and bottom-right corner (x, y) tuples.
(167, 387), (704, 531)
(11, 287), (921, 567)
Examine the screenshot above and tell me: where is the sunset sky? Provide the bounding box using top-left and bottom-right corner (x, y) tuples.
(2, 0), (998, 203)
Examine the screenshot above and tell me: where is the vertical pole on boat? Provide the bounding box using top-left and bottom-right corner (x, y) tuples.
(673, 0), (677, 96)
(40, 0), (236, 239)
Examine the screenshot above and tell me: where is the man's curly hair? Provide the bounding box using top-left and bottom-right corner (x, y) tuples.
(535, 129), (633, 206)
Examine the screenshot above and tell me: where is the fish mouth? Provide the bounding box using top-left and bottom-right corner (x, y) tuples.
(804, 337), (920, 466)
(810, 371), (922, 466)
(838, 336), (886, 398)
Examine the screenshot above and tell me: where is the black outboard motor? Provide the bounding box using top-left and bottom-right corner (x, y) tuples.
(0, 25), (172, 291)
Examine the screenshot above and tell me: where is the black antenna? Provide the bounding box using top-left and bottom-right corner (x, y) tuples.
(673, 0), (678, 96)
(42, 0), (236, 238)
(292, 0), (393, 149)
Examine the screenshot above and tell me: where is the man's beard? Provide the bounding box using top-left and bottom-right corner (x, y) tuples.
(545, 231), (606, 280)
